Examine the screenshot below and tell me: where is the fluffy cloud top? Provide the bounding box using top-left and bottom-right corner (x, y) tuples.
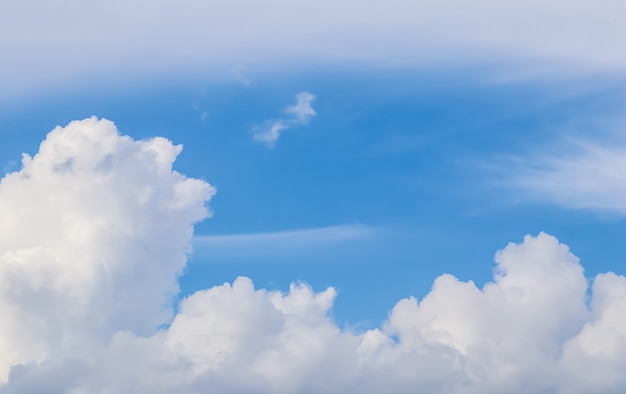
(1, 118), (626, 393)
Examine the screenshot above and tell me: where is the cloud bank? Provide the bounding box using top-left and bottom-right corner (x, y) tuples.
(253, 92), (316, 146)
(2, 118), (626, 393)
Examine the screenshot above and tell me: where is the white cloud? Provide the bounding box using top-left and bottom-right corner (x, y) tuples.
(0, 117), (214, 382)
(2, 0), (623, 101)
(2, 119), (626, 393)
(503, 136), (626, 215)
(253, 92), (316, 146)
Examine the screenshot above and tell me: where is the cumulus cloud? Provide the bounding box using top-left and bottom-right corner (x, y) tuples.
(2, 119), (626, 393)
(253, 92), (316, 146)
(0, 117), (214, 382)
(504, 136), (626, 215)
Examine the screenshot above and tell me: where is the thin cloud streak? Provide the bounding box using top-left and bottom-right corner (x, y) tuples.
(194, 224), (378, 247)
(192, 224), (379, 262)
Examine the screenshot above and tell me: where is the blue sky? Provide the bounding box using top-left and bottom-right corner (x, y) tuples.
(2, 66), (624, 327)
(1, 1), (626, 392)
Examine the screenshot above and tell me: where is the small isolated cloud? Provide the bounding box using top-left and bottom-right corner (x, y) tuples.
(285, 92), (316, 123)
(253, 92), (316, 146)
(2, 119), (626, 393)
(502, 135), (626, 215)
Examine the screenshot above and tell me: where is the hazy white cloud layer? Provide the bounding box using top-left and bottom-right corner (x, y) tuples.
(253, 92), (316, 146)
(506, 136), (626, 215)
(1, 0), (624, 100)
(2, 119), (626, 393)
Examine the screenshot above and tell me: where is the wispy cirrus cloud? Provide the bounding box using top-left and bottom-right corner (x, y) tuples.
(253, 92), (316, 146)
(501, 133), (626, 215)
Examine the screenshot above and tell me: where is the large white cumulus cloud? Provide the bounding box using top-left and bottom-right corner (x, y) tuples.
(0, 117), (214, 383)
(1, 119), (626, 393)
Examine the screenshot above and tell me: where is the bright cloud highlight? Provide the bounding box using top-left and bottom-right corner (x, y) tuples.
(1, 119), (626, 393)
